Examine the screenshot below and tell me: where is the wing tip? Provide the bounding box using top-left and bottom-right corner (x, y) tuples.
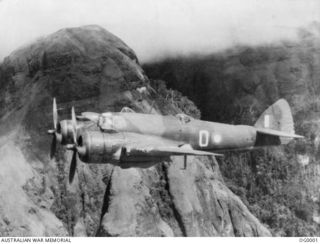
(292, 134), (304, 139)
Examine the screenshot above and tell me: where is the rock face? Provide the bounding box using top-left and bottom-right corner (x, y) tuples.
(0, 25), (270, 236)
(144, 22), (320, 236)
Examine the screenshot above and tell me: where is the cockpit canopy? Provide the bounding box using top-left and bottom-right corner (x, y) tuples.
(120, 107), (135, 113)
(175, 113), (193, 124)
(98, 113), (115, 132)
(98, 113), (127, 132)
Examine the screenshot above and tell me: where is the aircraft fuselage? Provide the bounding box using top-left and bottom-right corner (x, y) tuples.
(98, 113), (258, 152)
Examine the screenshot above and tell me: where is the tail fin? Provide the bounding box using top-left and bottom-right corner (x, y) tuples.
(254, 99), (302, 144)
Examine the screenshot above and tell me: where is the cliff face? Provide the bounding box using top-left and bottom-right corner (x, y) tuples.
(0, 25), (270, 236)
(144, 22), (320, 236)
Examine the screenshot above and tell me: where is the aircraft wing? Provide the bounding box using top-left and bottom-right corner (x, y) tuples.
(256, 128), (304, 138)
(119, 132), (223, 157)
(124, 145), (223, 157)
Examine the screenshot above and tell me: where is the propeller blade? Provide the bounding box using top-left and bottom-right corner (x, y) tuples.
(50, 135), (57, 159)
(53, 97), (58, 130)
(49, 98), (62, 160)
(69, 150), (77, 184)
(71, 106), (77, 145)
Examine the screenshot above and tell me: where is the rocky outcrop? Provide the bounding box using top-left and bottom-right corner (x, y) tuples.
(97, 157), (270, 236)
(0, 25), (270, 236)
(144, 22), (320, 236)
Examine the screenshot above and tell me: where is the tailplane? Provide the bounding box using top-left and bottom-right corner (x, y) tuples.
(254, 99), (303, 145)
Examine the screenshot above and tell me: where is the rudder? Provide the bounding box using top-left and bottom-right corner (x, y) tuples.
(254, 99), (295, 144)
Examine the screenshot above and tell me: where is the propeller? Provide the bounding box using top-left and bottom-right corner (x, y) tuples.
(50, 135), (57, 159)
(48, 98), (61, 159)
(69, 148), (77, 184)
(67, 106), (78, 184)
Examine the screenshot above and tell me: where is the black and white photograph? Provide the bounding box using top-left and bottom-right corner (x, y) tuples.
(0, 0), (319, 240)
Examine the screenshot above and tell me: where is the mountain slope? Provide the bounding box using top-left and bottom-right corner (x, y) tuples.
(0, 25), (270, 236)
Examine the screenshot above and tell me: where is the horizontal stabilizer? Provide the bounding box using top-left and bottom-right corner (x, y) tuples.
(256, 128), (304, 139)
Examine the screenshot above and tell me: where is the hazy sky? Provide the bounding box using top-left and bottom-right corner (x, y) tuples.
(0, 0), (319, 62)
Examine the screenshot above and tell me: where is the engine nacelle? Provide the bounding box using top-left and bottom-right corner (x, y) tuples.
(77, 131), (125, 164)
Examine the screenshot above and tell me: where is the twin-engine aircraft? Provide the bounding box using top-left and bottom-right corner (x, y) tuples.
(48, 98), (303, 183)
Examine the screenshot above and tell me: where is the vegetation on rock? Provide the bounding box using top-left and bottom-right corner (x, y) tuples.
(144, 22), (320, 236)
